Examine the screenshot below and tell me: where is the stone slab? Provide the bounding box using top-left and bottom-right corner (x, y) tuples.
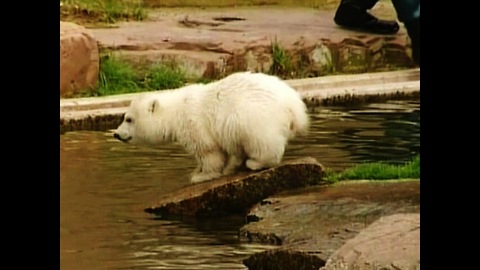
(144, 157), (325, 218)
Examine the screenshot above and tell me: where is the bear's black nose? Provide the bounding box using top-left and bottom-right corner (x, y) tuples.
(113, 133), (120, 140)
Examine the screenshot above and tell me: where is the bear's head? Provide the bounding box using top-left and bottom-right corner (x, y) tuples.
(113, 95), (168, 146)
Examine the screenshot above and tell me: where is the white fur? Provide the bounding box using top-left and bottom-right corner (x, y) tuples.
(114, 72), (309, 183)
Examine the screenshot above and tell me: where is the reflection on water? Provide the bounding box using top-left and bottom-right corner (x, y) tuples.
(60, 99), (419, 270)
(292, 99), (420, 170)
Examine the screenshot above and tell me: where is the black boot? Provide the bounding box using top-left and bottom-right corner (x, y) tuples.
(404, 18), (420, 66)
(334, 0), (400, 35)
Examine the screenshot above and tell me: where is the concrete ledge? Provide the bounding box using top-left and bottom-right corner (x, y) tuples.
(60, 92), (139, 112)
(60, 107), (126, 134)
(60, 69), (420, 133)
(303, 80), (420, 106)
(289, 68), (419, 91)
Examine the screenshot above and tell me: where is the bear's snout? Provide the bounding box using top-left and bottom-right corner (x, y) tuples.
(113, 132), (132, 143)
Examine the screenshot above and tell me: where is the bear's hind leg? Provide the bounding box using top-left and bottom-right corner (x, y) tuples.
(191, 150), (225, 183)
(223, 150), (245, 176)
(244, 135), (286, 171)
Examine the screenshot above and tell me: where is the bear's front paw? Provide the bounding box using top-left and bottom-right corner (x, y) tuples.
(190, 172), (222, 183)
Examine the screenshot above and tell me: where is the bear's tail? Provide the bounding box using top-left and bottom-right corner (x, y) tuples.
(288, 99), (309, 137)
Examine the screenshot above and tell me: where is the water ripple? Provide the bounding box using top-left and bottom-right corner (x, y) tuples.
(60, 99), (420, 270)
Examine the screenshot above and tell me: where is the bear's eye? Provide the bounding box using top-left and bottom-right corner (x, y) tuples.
(125, 117), (133, 123)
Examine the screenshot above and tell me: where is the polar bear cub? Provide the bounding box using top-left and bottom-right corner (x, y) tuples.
(113, 72), (309, 183)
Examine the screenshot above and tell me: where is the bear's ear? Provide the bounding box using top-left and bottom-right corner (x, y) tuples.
(148, 100), (160, 114)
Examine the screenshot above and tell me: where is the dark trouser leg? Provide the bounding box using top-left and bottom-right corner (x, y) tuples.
(342, 0), (378, 9)
(404, 18), (420, 66)
(391, 0), (420, 66)
(334, 0), (400, 35)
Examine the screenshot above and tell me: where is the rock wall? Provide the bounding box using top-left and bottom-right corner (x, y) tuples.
(226, 36), (414, 79)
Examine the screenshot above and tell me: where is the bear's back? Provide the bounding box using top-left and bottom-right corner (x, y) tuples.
(200, 72), (307, 139)
(208, 72), (301, 104)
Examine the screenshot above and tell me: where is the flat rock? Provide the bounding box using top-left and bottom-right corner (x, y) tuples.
(241, 180), (420, 270)
(144, 157), (325, 218)
(321, 213), (420, 270)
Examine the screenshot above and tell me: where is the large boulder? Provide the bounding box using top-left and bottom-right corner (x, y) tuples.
(322, 213), (420, 270)
(60, 21), (99, 97)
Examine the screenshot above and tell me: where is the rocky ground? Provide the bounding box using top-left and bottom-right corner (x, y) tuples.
(92, 5), (413, 75)
(60, 3), (416, 97)
(141, 157), (420, 270)
(240, 179), (420, 269)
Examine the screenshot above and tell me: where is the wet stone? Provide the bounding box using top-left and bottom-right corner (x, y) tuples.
(144, 157), (326, 218)
(240, 180), (420, 270)
(244, 249), (326, 270)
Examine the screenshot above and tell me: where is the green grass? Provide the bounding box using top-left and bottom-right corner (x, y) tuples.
(143, 64), (187, 90)
(96, 55), (141, 96)
(269, 38), (328, 79)
(84, 54), (188, 97)
(269, 38), (293, 78)
(324, 155), (420, 182)
(60, 0), (148, 25)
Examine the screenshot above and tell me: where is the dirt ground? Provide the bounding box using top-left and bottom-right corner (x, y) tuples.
(90, 4), (405, 53)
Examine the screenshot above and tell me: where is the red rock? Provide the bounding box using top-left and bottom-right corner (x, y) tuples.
(60, 21), (99, 97)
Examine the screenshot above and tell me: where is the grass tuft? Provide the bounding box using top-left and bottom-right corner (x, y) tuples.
(83, 54), (189, 97)
(97, 55), (141, 96)
(143, 64), (187, 90)
(324, 155), (420, 182)
(268, 38), (323, 79)
(269, 37), (292, 78)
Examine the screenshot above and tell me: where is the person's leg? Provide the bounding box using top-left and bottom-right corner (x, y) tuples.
(391, 0), (420, 23)
(391, 0), (420, 65)
(404, 19), (420, 66)
(345, 0), (377, 10)
(334, 0), (400, 35)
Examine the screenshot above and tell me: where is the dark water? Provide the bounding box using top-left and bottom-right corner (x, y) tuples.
(60, 99), (419, 270)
